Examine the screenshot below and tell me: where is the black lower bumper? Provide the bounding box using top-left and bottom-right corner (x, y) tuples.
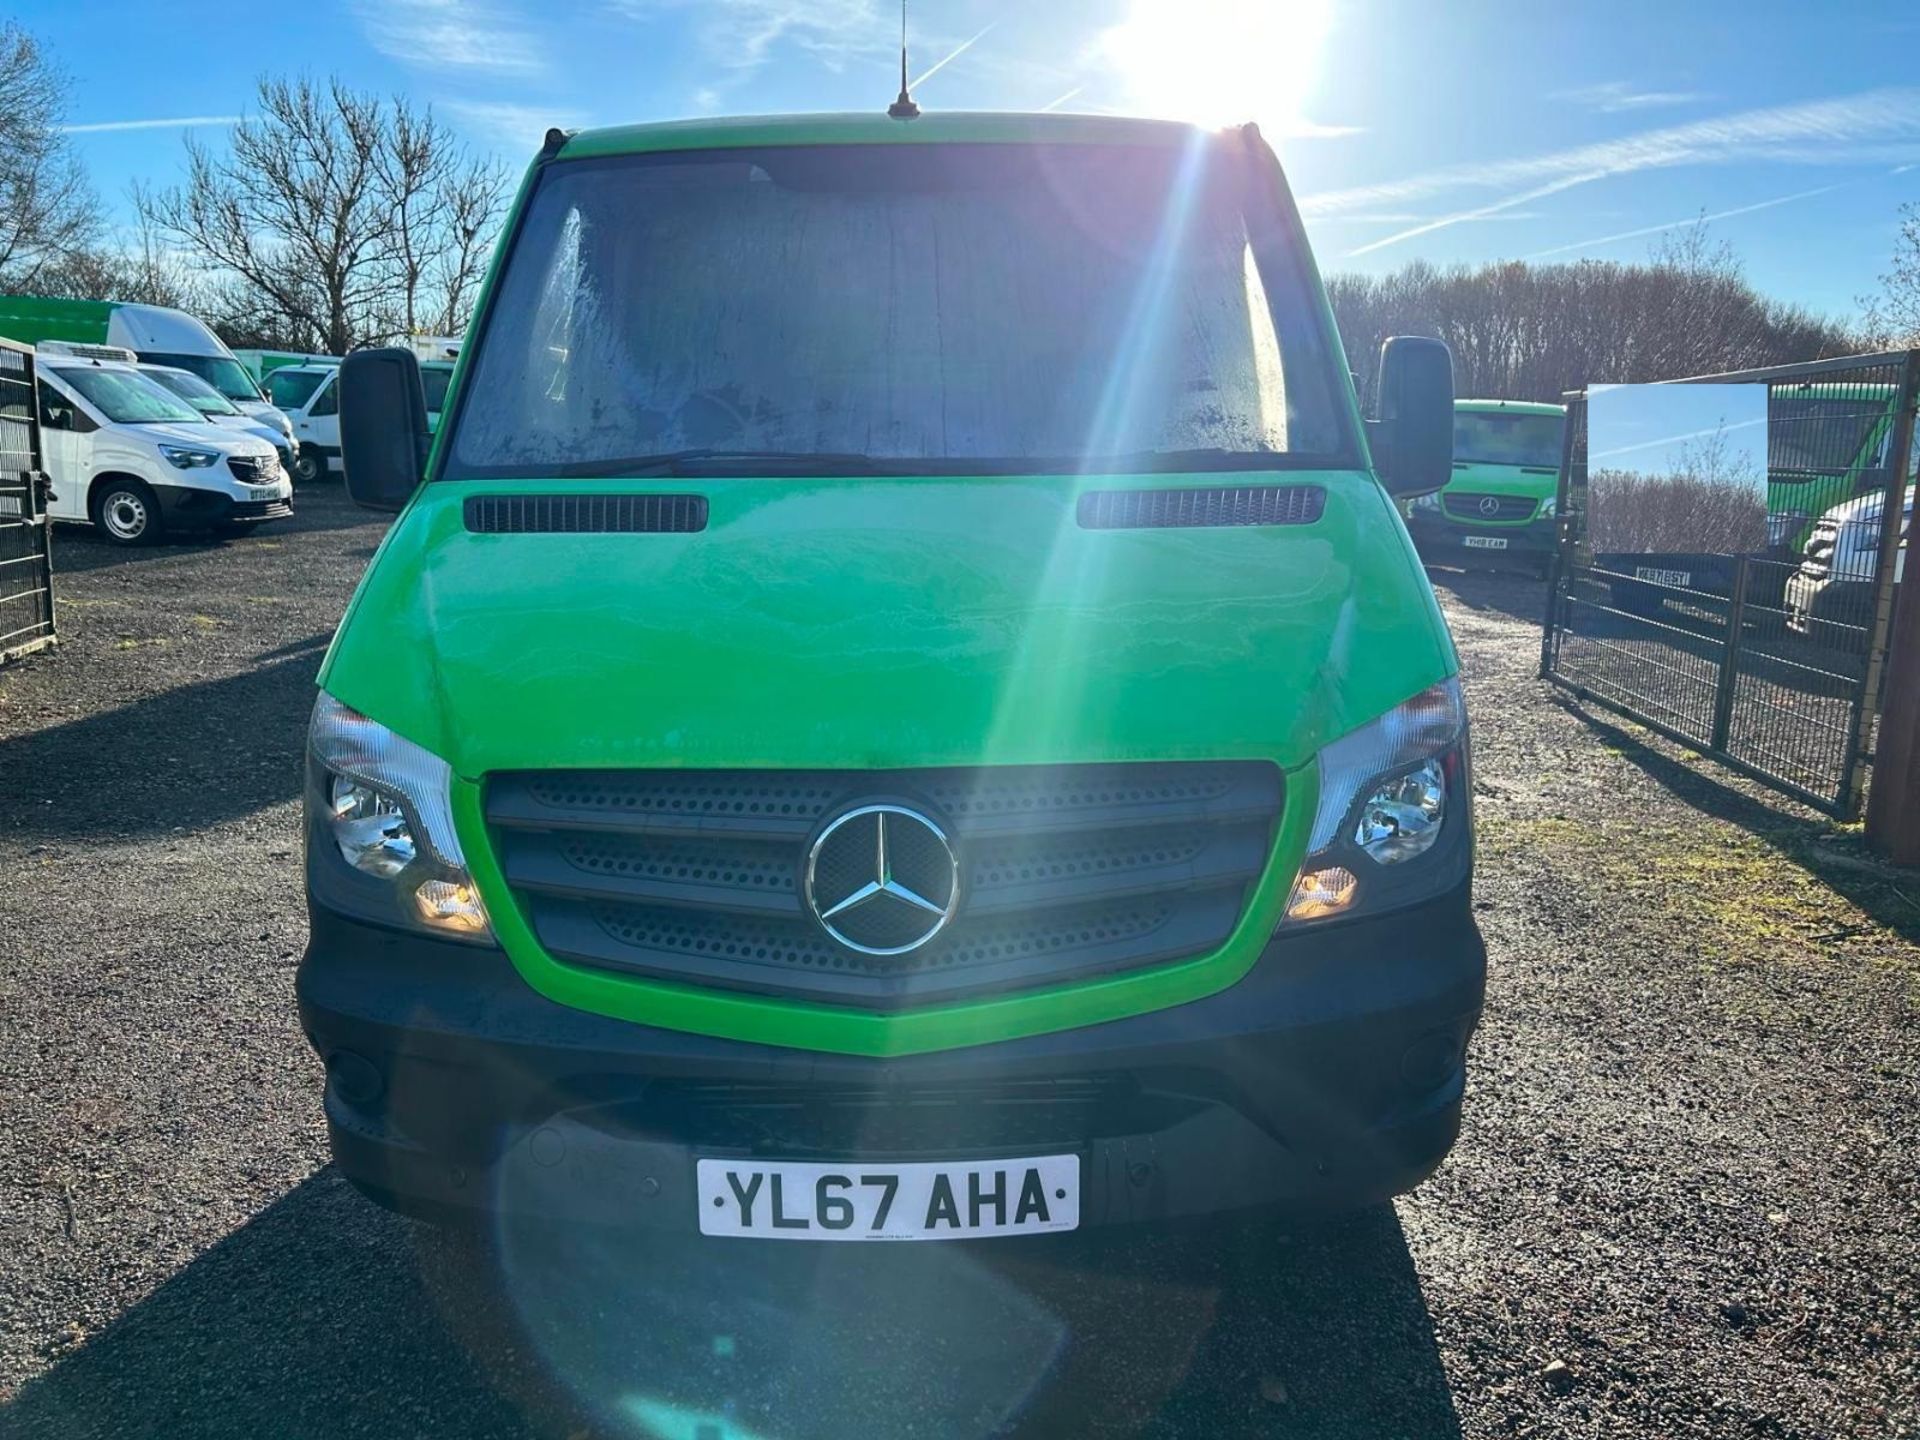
(298, 888), (1485, 1230)
(153, 484), (294, 529)
(1408, 511), (1554, 567)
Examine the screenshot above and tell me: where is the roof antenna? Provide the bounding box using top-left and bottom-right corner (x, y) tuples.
(888, 0), (920, 118)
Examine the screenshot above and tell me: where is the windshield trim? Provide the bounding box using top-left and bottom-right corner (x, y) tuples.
(432, 134), (1364, 484)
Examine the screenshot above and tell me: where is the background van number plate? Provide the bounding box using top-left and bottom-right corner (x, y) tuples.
(697, 1155), (1080, 1241)
(1463, 535), (1508, 550)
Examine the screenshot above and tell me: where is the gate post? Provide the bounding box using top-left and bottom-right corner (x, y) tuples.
(1710, 556), (1750, 754)
(1865, 352), (1920, 863)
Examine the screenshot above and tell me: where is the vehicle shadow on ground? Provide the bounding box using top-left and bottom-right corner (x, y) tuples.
(50, 501), (381, 575)
(0, 1173), (1462, 1440)
(1561, 698), (1920, 944)
(0, 637), (328, 841)
(1426, 566), (1549, 627)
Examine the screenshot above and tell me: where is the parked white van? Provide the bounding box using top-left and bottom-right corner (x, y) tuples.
(264, 364), (342, 483)
(34, 344), (293, 545)
(139, 363), (298, 476)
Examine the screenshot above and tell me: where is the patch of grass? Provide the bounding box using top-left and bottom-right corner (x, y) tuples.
(1488, 814), (1916, 963)
(190, 614), (221, 629)
(112, 637), (168, 651)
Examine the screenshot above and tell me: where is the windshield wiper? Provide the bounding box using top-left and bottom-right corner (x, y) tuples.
(563, 449), (892, 478)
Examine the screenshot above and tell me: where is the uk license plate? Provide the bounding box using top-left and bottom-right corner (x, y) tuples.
(248, 486), (281, 501)
(1635, 566), (1691, 586)
(1462, 535), (1508, 550)
(696, 1155), (1080, 1241)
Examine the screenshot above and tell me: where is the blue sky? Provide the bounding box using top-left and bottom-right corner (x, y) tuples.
(1588, 384), (1770, 484)
(26, 0), (1920, 320)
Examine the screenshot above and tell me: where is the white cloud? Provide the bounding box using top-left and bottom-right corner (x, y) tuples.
(611, 0), (892, 74)
(1556, 81), (1711, 114)
(1523, 183), (1849, 261)
(356, 0), (547, 78)
(1304, 88), (1920, 221)
(60, 116), (241, 134)
(443, 100), (585, 150)
(1304, 86), (1920, 257)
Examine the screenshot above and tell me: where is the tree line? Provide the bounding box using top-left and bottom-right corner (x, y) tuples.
(1327, 227), (1876, 406)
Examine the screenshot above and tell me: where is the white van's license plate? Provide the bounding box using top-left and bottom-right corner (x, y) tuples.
(696, 1155), (1080, 1241)
(247, 486), (281, 501)
(1462, 535), (1508, 550)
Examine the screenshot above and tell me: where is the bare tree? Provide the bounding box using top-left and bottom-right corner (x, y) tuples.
(0, 23), (100, 289)
(42, 183), (201, 307)
(151, 76), (506, 353)
(1859, 202), (1920, 347)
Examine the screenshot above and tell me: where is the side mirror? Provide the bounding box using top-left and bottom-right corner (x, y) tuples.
(1368, 336), (1454, 497)
(339, 348), (430, 513)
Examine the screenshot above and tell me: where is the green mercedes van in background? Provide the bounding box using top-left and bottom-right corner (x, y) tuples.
(299, 112), (1483, 1240)
(1404, 399), (1567, 576)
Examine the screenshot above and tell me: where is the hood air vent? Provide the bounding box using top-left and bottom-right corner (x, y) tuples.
(1077, 485), (1326, 531)
(464, 494), (708, 534)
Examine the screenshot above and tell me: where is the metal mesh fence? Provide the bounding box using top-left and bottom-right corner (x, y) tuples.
(1542, 352), (1916, 817)
(0, 340), (54, 664)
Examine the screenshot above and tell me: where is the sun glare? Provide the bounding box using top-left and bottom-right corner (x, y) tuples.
(1100, 0), (1332, 137)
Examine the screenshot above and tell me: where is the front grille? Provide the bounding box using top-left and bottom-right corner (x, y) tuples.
(486, 762), (1284, 1008)
(227, 498), (294, 521)
(1797, 522), (1839, 580)
(1443, 492), (1536, 522)
(226, 454), (275, 483)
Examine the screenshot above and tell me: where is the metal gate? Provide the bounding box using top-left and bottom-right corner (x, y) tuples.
(1540, 350), (1918, 818)
(0, 338), (54, 665)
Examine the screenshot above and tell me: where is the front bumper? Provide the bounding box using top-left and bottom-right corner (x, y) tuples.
(153, 483), (294, 529)
(299, 888), (1485, 1230)
(1406, 510), (1555, 566)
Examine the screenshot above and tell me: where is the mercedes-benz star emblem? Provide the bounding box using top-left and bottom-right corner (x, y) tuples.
(804, 804), (961, 956)
(1478, 495), (1502, 517)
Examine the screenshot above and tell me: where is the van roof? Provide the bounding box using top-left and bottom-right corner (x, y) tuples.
(1455, 399), (1566, 416)
(555, 111), (1213, 161)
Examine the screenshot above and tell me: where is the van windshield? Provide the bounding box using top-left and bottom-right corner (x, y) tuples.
(445, 140), (1348, 478)
(139, 351), (261, 405)
(1453, 411), (1564, 469)
(269, 368), (331, 409)
(53, 366), (204, 425)
(145, 367), (242, 416)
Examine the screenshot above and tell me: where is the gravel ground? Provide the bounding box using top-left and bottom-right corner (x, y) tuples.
(1, 492), (1916, 1439)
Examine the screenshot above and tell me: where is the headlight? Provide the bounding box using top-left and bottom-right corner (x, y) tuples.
(1283, 677), (1470, 925)
(306, 693), (492, 940)
(1409, 491), (1444, 512)
(1537, 495), (1556, 520)
(159, 444), (220, 469)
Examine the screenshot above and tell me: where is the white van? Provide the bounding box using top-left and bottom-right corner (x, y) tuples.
(139, 363), (298, 475)
(34, 344), (293, 545)
(264, 364), (342, 483)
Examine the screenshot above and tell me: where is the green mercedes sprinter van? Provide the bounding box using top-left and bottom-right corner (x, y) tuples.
(299, 112), (1482, 1239)
(1404, 399), (1566, 576)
